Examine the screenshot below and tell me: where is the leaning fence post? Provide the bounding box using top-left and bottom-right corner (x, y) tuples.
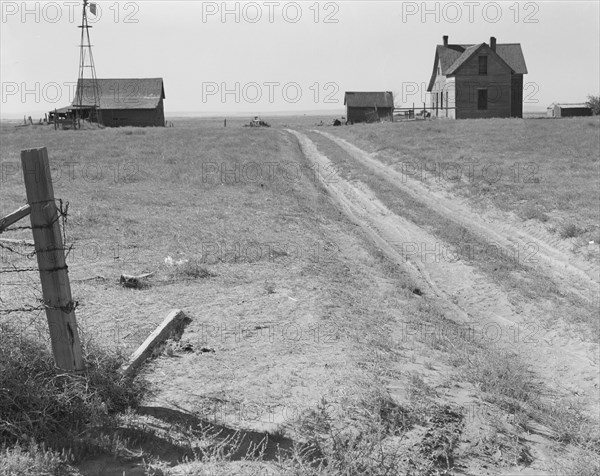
(21, 147), (84, 372)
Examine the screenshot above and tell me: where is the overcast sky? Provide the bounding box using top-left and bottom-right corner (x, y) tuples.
(1, 1), (599, 118)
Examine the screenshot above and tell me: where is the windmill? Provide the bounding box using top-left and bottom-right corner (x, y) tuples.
(74, 0), (101, 126)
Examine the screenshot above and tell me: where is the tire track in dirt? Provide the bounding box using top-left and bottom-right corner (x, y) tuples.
(314, 130), (599, 306)
(287, 128), (599, 475)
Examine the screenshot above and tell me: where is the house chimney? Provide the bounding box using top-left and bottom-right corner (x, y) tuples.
(490, 36), (496, 52)
(443, 35), (448, 47)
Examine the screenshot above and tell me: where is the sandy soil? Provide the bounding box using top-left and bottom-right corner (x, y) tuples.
(287, 128), (599, 475)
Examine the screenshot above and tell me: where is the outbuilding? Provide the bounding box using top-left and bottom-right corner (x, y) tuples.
(344, 91), (394, 123)
(71, 78), (166, 127)
(546, 103), (592, 118)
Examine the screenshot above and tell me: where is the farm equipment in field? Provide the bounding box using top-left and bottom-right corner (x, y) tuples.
(246, 116), (271, 127)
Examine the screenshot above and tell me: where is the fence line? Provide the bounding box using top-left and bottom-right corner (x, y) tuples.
(0, 147), (84, 371)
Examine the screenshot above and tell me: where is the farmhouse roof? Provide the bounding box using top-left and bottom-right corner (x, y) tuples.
(344, 91), (394, 108)
(72, 78), (165, 109)
(428, 41), (527, 91)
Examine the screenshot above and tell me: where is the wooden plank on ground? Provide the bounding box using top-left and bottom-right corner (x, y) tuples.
(122, 309), (191, 377)
(0, 204), (31, 233)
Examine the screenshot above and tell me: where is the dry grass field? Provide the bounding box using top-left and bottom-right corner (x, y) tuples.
(1, 116), (599, 475)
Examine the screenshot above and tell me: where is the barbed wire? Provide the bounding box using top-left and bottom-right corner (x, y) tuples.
(1, 199), (69, 233)
(0, 198), (72, 319)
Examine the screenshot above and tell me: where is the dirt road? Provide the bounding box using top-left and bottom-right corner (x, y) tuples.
(315, 130), (599, 304)
(287, 128), (599, 475)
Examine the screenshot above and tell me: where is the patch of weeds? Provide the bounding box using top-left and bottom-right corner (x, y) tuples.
(416, 404), (464, 473)
(0, 443), (78, 476)
(407, 372), (437, 401)
(265, 282), (276, 294)
(533, 398), (600, 446)
(0, 322), (149, 457)
(560, 222), (585, 239)
(521, 204), (549, 222)
(461, 347), (534, 407)
(291, 390), (413, 475)
(551, 443), (600, 476)
(166, 259), (215, 281)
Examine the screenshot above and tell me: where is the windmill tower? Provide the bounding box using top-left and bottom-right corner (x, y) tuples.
(74, 0), (101, 125)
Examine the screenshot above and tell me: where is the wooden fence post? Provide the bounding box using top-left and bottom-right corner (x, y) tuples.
(21, 147), (84, 371)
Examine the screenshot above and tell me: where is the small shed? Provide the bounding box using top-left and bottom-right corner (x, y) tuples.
(72, 78), (166, 127)
(547, 103), (592, 118)
(48, 105), (74, 123)
(344, 91), (394, 123)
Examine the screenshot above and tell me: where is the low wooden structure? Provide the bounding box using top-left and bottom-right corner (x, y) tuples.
(344, 91), (394, 123)
(546, 103), (593, 118)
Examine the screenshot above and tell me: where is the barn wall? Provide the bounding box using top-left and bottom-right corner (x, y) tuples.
(156, 98), (165, 126)
(347, 107), (393, 123)
(101, 105), (165, 127)
(455, 50), (512, 119)
(560, 107), (593, 117)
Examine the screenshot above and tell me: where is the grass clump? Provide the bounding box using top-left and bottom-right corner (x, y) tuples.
(0, 443), (79, 476)
(164, 257), (215, 281)
(560, 222), (585, 239)
(0, 322), (148, 451)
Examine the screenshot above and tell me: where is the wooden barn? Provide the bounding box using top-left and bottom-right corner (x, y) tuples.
(427, 36), (527, 119)
(344, 92), (394, 123)
(72, 78), (166, 127)
(546, 103), (593, 118)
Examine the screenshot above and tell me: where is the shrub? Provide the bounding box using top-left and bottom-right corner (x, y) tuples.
(0, 322), (148, 449)
(586, 94), (600, 115)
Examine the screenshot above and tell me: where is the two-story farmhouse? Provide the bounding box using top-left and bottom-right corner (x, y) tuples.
(427, 36), (527, 119)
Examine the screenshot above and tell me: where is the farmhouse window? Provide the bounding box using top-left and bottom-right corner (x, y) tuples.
(479, 56), (487, 75)
(478, 89), (488, 110)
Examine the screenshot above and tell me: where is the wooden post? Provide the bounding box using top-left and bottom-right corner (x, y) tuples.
(21, 148), (84, 371)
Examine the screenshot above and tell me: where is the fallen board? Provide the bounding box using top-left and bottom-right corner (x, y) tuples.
(122, 309), (191, 377)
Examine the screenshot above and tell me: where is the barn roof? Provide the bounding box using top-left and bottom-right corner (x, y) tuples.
(428, 41), (527, 91)
(72, 78), (165, 109)
(51, 105), (74, 114)
(344, 91), (394, 108)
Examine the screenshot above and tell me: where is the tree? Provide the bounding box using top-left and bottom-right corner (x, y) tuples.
(586, 94), (600, 115)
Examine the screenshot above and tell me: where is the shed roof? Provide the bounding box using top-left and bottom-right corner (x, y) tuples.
(51, 105), (74, 114)
(344, 91), (394, 108)
(73, 78), (165, 109)
(549, 103), (591, 109)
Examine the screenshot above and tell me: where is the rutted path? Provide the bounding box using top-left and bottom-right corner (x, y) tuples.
(287, 128), (599, 475)
(314, 130), (600, 306)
